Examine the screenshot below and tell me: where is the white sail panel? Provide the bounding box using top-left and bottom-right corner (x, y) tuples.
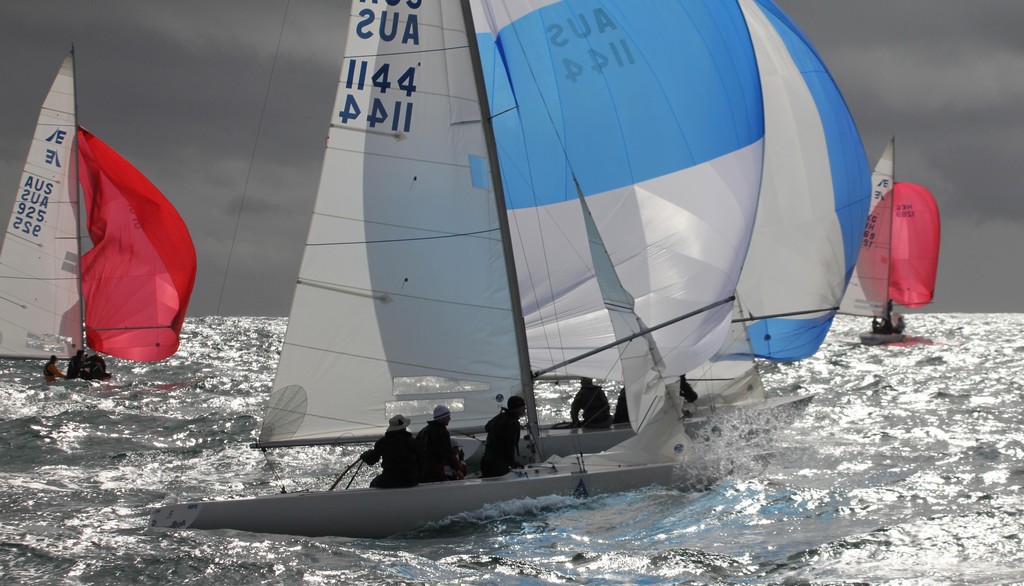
(575, 184), (678, 437)
(262, 3), (523, 445)
(685, 302), (767, 412)
(736, 0), (871, 359)
(513, 144), (762, 380)
(0, 55), (82, 359)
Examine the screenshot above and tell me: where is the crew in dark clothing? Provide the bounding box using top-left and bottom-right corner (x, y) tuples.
(360, 414), (420, 488)
(81, 353), (111, 380)
(570, 377), (612, 428)
(416, 404), (465, 482)
(66, 350), (85, 379)
(679, 374), (699, 417)
(480, 396), (527, 478)
(612, 387), (629, 424)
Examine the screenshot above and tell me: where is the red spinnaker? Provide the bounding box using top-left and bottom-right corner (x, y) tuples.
(889, 182), (940, 308)
(76, 128), (196, 361)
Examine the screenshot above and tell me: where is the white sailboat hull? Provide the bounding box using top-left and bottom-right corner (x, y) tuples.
(149, 462), (681, 539)
(148, 394), (813, 540)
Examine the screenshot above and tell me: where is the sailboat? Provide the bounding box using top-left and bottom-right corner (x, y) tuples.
(0, 51), (197, 363)
(517, 0), (871, 457)
(149, 0), (767, 539)
(839, 138), (940, 345)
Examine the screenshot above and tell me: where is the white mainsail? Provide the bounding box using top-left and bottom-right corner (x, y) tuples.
(259, 1), (529, 446)
(0, 55), (82, 359)
(840, 139), (895, 318)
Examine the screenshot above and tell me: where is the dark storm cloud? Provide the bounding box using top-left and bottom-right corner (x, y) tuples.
(0, 1), (348, 316)
(778, 0), (1024, 312)
(2, 1), (1021, 313)
(778, 1), (1024, 220)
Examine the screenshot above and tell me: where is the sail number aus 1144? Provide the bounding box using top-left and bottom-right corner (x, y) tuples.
(337, 60), (417, 133)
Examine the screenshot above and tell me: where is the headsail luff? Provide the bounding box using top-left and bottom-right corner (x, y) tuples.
(574, 178), (681, 437)
(77, 128), (197, 362)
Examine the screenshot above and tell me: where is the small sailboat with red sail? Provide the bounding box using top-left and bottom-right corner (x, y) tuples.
(840, 138), (941, 345)
(0, 50), (196, 365)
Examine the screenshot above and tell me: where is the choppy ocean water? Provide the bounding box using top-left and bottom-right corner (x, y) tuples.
(1, 313), (1022, 585)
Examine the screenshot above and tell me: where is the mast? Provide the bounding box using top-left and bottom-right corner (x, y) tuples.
(459, 0), (541, 460)
(70, 45), (86, 351)
(885, 136), (896, 322)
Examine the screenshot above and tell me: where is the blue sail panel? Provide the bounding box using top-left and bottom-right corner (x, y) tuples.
(747, 315), (835, 362)
(481, 1), (764, 209)
(475, 0), (766, 378)
(738, 0), (870, 360)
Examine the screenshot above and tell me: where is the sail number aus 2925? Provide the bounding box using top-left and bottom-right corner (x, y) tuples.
(338, 59), (417, 132)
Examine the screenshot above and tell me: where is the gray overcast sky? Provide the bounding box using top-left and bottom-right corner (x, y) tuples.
(1, 1), (1021, 316)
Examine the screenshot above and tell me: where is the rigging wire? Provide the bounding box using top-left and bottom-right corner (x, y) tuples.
(215, 0), (292, 316)
(261, 448), (287, 494)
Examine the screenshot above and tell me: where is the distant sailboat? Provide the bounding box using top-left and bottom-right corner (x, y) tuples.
(0, 51), (197, 363)
(150, 0), (766, 539)
(840, 138), (940, 345)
